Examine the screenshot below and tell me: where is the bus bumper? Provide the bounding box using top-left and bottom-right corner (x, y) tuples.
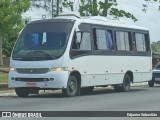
(8, 71), (69, 89)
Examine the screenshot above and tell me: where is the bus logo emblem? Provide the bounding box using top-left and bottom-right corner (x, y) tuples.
(30, 70), (33, 73)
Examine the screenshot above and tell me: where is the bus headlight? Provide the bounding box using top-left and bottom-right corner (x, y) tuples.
(50, 67), (68, 72)
(9, 67), (16, 71)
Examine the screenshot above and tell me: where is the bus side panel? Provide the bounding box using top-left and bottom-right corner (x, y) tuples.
(68, 55), (152, 87)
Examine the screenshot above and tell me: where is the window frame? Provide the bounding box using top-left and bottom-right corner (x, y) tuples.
(71, 31), (92, 51)
(70, 23), (151, 59)
(134, 32), (150, 52)
(70, 23), (93, 59)
(115, 30), (132, 51)
(93, 27), (115, 51)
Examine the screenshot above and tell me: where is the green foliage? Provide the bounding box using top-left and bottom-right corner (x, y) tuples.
(109, 8), (137, 22)
(30, 0), (63, 16)
(0, 0), (30, 35)
(62, 0), (74, 11)
(31, 0), (137, 21)
(151, 41), (160, 54)
(3, 37), (16, 57)
(65, 0), (137, 21)
(0, 0), (30, 57)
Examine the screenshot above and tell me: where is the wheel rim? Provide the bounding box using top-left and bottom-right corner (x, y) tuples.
(68, 80), (76, 93)
(125, 80), (130, 90)
(124, 76), (130, 91)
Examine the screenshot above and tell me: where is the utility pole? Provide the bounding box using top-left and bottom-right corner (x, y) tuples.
(103, 0), (108, 17)
(56, 0), (60, 16)
(51, 0), (53, 18)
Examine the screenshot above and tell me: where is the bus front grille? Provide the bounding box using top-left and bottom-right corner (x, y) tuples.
(16, 68), (49, 74)
(15, 78), (49, 82)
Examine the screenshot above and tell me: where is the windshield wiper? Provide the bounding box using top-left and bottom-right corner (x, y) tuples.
(26, 50), (55, 59)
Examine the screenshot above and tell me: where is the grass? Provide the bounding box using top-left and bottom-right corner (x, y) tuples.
(0, 65), (9, 68)
(0, 73), (8, 83)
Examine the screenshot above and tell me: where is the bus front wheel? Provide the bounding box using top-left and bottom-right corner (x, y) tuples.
(15, 87), (30, 97)
(62, 75), (79, 97)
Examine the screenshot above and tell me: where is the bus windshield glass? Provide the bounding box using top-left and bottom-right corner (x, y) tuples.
(12, 22), (74, 61)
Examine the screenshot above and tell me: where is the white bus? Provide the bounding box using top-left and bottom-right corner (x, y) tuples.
(8, 15), (152, 97)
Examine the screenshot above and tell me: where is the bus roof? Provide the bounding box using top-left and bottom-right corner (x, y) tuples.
(31, 15), (149, 31)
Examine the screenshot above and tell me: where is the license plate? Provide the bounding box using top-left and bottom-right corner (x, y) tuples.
(26, 83), (36, 87)
(155, 78), (160, 81)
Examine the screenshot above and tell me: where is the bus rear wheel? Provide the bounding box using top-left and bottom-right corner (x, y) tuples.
(62, 75), (79, 97)
(114, 74), (131, 92)
(122, 74), (131, 92)
(15, 87), (30, 97)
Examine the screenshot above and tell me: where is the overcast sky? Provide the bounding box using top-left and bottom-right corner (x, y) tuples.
(117, 0), (160, 42)
(23, 0), (160, 42)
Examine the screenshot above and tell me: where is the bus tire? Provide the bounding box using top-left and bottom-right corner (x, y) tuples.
(122, 74), (131, 92)
(81, 87), (94, 95)
(15, 87), (30, 97)
(148, 80), (154, 87)
(62, 75), (79, 97)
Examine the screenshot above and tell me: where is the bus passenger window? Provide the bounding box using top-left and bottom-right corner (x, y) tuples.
(116, 31), (125, 51)
(80, 32), (91, 50)
(115, 31), (131, 51)
(95, 29), (113, 51)
(72, 32), (91, 50)
(106, 30), (113, 50)
(96, 29), (107, 50)
(135, 33), (146, 51)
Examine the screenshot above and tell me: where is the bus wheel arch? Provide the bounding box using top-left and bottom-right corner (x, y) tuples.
(122, 71), (133, 92)
(62, 71), (81, 97)
(69, 71), (81, 88)
(126, 71), (133, 83)
(114, 72), (133, 92)
(122, 73), (131, 92)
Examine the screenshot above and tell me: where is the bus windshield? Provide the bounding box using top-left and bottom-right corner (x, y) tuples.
(12, 22), (74, 61)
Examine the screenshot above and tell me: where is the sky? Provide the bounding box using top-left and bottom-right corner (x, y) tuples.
(117, 0), (160, 42)
(23, 0), (160, 42)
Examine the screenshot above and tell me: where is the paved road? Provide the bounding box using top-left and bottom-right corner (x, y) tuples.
(0, 84), (160, 120)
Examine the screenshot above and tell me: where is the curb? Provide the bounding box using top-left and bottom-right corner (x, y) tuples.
(0, 83), (8, 87)
(0, 68), (9, 73)
(0, 83), (8, 90)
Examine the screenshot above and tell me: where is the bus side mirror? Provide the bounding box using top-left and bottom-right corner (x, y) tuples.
(76, 32), (82, 43)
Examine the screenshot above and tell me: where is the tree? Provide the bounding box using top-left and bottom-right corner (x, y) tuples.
(2, 22), (26, 57)
(151, 41), (160, 54)
(30, 0), (63, 17)
(77, 0), (137, 21)
(0, 0), (30, 65)
(31, 0), (137, 21)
